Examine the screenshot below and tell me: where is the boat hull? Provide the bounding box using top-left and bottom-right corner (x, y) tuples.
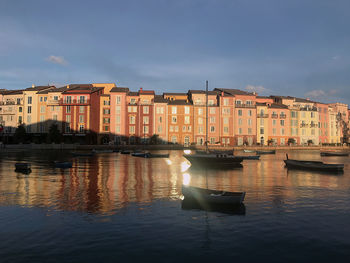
(320, 152), (349, 156)
(183, 154), (243, 168)
(54, 162), (72, 168)
(256, 150), (276, 154)
(284, 159), (344, 172)
(182, 185), (245, 205)
(235, 155), (260, 160)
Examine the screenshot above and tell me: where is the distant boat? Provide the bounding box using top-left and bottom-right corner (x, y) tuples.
(284, 154), (344, 172)
(320, 152), (349, 157)
(120, 150), (131, 154)
(235, 155), (260, 160)
(131, 152), (149, 157)
(92, 149), (113, 153)
(15, 163), (31, 171)
(132, 152), (170, 158)
(71, 151), (95, 157)
(184, 153), (243, 168)
(113, 149), (120, 153)
(182, 185), (246, 205)
(243, 149), (255, 153)
(54, 161), (72, 169)
(256, 150), (276, 155)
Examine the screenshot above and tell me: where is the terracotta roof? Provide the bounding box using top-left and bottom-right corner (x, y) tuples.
(188, 90), (218, 95)
(168, 100), (192, 105)
(154, 95), (169, 103)
(214, 88), (255, 96)
(62, 85), (103, 94)
(163, 92), (188, 96)
(0, 89), (23, 95)
(269, 103), (289, 109)
(128, 92), (139, 96)
(25, 85), (55, 91)
(37, 87), (57, 94)
(110, 87), (129, 93)
(48, 86), (69, 93)
(139, 90), (155, 94)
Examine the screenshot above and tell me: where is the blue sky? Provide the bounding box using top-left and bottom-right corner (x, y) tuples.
(1, 0), (350, 104)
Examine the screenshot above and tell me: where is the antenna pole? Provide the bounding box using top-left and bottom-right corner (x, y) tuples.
(206, 80), (208, 153)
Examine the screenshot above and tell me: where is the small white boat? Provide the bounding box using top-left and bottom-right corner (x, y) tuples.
(243, 149), (255, 153)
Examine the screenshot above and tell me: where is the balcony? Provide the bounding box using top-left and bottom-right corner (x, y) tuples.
(280, 114), (286, 119)
(310, 123), (318, 128)
(60, 99), (90, 105)
(300, 123), (308, 128)
(48, 99), (60, 105)
(235, 103), (255, 108)
(257, 114), (269, 118)
(300, 106), (317, 111)
(0, 101), (17, 105)
(271, 114), (278, 118)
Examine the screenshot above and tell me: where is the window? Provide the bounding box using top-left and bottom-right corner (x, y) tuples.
(280, 120), (285, 126)
(172, 116), (177, 123)
(247, 119), (252, 126)
(66, 96), (71, 103)
(27, 106), (32, 114)
(66, 106), (71, 113)
(198, 108), (203, 115)
(54, 96), (58, 101)
(53, 115), (57, 121)
(238, 119), (242, 125)
(248, 128), (252, 134)
(183, 126), (186, 132)
(157, 107), (164, 114)
(19, 107), (22, 113)
(103, 109), (110, 114)
(238, 110), (242, 116)
(273, 128), (276, 135)
(170, 126), (174, 132)
(224, 127), (229, 133)
(260, 119), (264, 125)
(174, 126), (179, 132)
(198, 117), (203, 124)
(116, 106), (121, 114)
(66, 115), (71, 123)
(143, 116), (149, 124)
(311, 112), (315, 118)
(116, 96), (121, 105)
(65, 125), (70, 133)
(210, 126), (215, 132)
(246, 100), (252, 106)
(187, 126), (192, 132)
(239, 128), (242, 134)
(291, 111), (297, 118)
(157, 125), (162, 133)
(185, 106), (190, 114)
(18, 116), (22, 124)
(171, 136), (177, 144)
(40, 97), (43, 102)
(210, 137), (215, 144)
(129, 116), (136, 124)
(79, 125), (84, 133)
(260, 128), (264, 134)
(79, 96), (85, 103)
(143, 126), (149, 134)
(273, 120), (276, 126)
(143, 106), (149, 114)
(104, 126), (109, 131)
(248, 110), (252, 116)
(17, 98), (21, 104)
(130, 98), (136, 104)
(198, 126), (204, 133)
(208, 100), (214, 106)
(40, 106), (45, 113)
(104, 100), (110, 105)
(210, 108), (215, 114)
(79, 106), (84, 113)
(158, 116), (163, 123)
(103, 118), (110, 124)
(311, 129), (315, 135)
(129, 126), (135, 134)
(27, 115), (31, 123)
(281, 128), (285, 135)
(223, 98), (229, 106)
(27, 97), (32, 104)
(224, 117), (229, 124)
(116, 116), (121, 124)
(184, 116), (190, 124)
(172, 106), (177, 114)
(210, 117), (215, 123)
(235, 100), (241, 105)
(40, 115), (45, 122)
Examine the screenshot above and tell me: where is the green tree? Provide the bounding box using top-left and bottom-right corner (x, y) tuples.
(14, 124), (26, 143)
(48, 124), (61, 143)
(288, 138), (296, 145)
(150, 134), (159, 145)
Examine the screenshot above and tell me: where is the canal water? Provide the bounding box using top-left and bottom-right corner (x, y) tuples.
(0, 150), (349, 262)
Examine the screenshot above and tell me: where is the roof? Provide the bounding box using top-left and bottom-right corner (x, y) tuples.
(37, 87), (57, 94)
(269, 103), (289, 109)
(168, 100), (192, 105)
(163, 92), (188, 96)
(294, 97), (315, 103)
(62, 84), (103, 94)
(188, 90), (218, 95)
(110, 87), (129, 93)
(127, 92), (139, 96)
(0, 89), (24, 95)
(214, 88), (255, 96)
(48, 86), (69, 93)
(25, 85), (55, 91)
(139, 89), (155, 95)
(154, 95), (169, 103)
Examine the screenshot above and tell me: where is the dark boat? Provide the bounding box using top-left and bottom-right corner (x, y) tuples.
(15, 163), (31, 171)
(71, 151), (95, 157)
(113, 149), (120, 153)
(120, 150), (131, 154)
(132, 152), (170, 158)
(92, 149), (113, 153)
(54, 162), (72, 168)
(131, 151), (149, 157)
(284, 154), (344, 172)
(235, 155), (260, 160)
(256, 150), (276, 155)
(320, 151), (349, 157)
(182, 185), (246, 205)
(184, 153), (243, 168)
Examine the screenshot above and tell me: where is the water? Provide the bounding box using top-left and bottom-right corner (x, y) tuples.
(0, 150), (350, 262)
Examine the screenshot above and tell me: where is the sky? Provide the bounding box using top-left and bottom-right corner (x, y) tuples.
(1, 0), (350, 105)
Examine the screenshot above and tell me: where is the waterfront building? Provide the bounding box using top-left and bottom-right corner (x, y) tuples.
(46, 87), (69, 132)
(329, 103), (349, 143)
(23, 85), (54, 133)
(153, 95), (169, 144)
(110, 87), (129, 144)
(267, 103), (290, 145)
(328, 106), (341, 144)
(60, 84), (104, 143)
(315, 102), (329, 144)
(217, 91), (235, 146)
(0, 90), (24, 134)
(256, 103), (269, 145)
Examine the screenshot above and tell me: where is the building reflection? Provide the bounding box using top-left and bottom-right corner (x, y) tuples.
(0, 151), (348, 214)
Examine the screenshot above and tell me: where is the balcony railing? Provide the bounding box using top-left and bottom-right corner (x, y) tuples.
(310, 124), (318, 128)
(280, 114), (286, 119)
(48, 100), (60, 105)
(0, 101), (18, 105)
(257, 114), (269, 118)
(235, 103), (255, 108)
(271, 114), (278, 118)
(300, 106), (317, 111)
(60, 99), (90, 105)
(300, 123), (308, 128)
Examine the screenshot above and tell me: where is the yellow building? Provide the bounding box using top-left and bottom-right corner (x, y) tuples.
(256, 103), (269, 145)
(0, 90), (24, 133)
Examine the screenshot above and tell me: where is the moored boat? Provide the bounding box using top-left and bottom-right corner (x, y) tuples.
(71, 151), (95, 157)
(15, 163), (31, 171)
(256, 150), (276, 155)
(120, 150), (131, 154)
(184, 153), (243, 168)
(284, 154), (344, 172)
(92, 149), (113, 153)
(182, 185), (246, 205)
(320, 151), (349, 157)
(54, 161), (73, 168)
(146, 153), (170, 158)
(243, 149), (255, 153)
(235, 155), (260, 160)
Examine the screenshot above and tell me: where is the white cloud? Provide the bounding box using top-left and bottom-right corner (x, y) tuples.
(305, 89), (339, 98)
(46, 55), (68, 66)
(245, 85), (270, 95)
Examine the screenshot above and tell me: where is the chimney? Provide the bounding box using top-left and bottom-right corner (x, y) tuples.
(32, 84), (35, 88)
(140, 87), (143, 92)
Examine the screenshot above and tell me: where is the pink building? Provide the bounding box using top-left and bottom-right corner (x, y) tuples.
(110, 87), (129, 144)
(316, 102), (329, 144)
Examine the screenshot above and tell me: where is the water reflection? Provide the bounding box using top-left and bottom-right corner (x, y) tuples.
(0, 150), (349, 215)
(181, 198), (246, 215)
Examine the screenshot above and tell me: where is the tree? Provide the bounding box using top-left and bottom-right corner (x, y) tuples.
(150, 134), (159, 145)
(307, 139), (313, 146)
(48, 124), (61, 143)
(14, 124), (26, 143)
(267, 139), (274, 146)
(288, 138), (296, 146)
